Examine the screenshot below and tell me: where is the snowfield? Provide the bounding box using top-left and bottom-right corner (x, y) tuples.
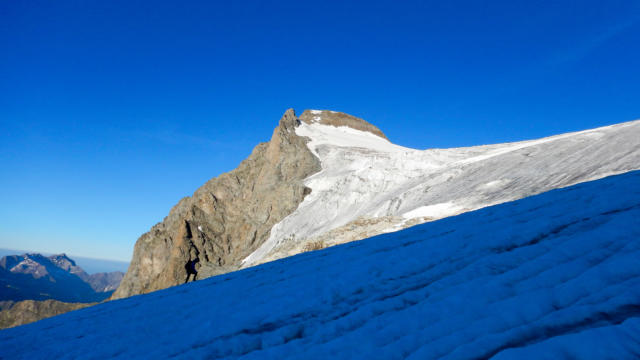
(2, 171), (639, 359)
(242, 118), (640, 266)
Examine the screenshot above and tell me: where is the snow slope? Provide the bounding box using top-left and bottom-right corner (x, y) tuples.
(243, 117), (640, 266)
(1, 171), (639, 359)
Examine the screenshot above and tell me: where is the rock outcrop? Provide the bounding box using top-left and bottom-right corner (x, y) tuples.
(0, 299), (93, 329)
(299, 109), (388, 139)
(112, 109), (322, 298)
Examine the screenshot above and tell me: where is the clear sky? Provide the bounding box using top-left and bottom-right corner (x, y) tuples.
(1, 1), (639, 261)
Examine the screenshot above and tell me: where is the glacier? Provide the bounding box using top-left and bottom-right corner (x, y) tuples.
(242, 117), (640, 266)
(1, 171), (639, 359)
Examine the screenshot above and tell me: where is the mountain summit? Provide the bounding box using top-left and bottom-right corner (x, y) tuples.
(114, 109), (640, 299)
(113, 109), (321, 298)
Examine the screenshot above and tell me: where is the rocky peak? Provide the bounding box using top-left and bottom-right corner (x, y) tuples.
(49, 253), (76, 269)
(279, 108), (298, 128)
(49, 254), (89, 282)
(299, 109), (388, 140)
(2, 254), (52, 279)
(112, 109), (322, 299)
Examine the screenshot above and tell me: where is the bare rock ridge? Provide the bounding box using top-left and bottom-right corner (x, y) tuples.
(299, 109), (388, 140)
(113, 109), (339, 298)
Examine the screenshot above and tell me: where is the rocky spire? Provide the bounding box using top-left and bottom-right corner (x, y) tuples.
(112, 109), (321, 299)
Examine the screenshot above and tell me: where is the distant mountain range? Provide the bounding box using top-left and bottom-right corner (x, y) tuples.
(0, 249), (129, 274)
(0, 253), (123, 303)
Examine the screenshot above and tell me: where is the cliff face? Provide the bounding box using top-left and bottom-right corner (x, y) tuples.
(112, 109), (322, 298)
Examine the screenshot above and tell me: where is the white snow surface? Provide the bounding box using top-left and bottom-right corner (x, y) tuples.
(402, 202), (463, 219)
(243, 118), (640, 266)
(1, 172), (639, 359)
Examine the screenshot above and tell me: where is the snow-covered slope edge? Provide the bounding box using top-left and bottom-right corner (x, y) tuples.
(2, 171), (639, 359)
(243, 114), (640, 266)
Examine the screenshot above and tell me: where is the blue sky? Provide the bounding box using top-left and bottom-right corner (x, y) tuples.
(1, 1), (639, 261)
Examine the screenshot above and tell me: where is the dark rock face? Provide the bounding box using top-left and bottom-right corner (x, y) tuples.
(0, 299), (93, 329)
(112, 109), (322, 298)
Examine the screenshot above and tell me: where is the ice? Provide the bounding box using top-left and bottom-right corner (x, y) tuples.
(1, 171), (639, 359)
(402, 202), (463, 219)
(298, 122), (408, 155)
(243, 119), (640, 266)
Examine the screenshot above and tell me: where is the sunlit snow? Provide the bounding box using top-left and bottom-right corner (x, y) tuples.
(243, 118), (640, 266)
(401, 202), (463, 219)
